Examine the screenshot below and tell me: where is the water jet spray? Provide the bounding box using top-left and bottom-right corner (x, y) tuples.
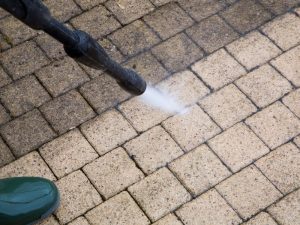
(0, 0), (146, 95)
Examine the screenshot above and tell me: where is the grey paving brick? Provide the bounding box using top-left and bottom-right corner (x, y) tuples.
(36, 57), (89, 97)
(259, 0), (300, 14)
(283, 89), (300, 118)
(105, 0), (154, 25)
(109, 20), (160, 56)
(0, 41), (49, 80)
(0, 66), (11, 88)
(144, 3), (193, 40)
(44, 0), (81, 22)
(0, 104), (10, 125)
(187, 15), (239, 53)
(152, 33), (204, 72)
(0, 110), (56, 157)
(40, 90), (95, 134)
(0, 75), (51, 117)
(0, 137), (14, 167)
(74, 0), (105, 10)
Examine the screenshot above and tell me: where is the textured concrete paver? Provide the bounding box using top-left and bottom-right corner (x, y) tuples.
(83, 147), (144, 199)
(128, 168), (191, 221)
(199, 84), (257, 129)
(36, 57), (89, 97)
(262, 13), (300, 51)
(40, 90), (96, 134)
(85, 191), (150, 225)
(36, 216), (60, 225)
(0, 75), (51, 117)
(259, 0), (300, 14)
(152, 214), (183, 225)
(216, 166), (282, 219)
(235, 64), (292, 108)
(40, 129), (98, 178)
(144, 3), (193, 40)
(227, 31), (281, 70)
(162, 105), (221, 151)
(44, 0), (81, 22)
(271, 45), (300, 87)
(176, 189), (242, 225)
(192, 48), (246, 90)
(0, 137), (14, 167)
(268, 189), (300, 225)
(187, 15), (239, 53)
(74, 0), (105, 10)
(0, 104), (11, 125)
(55, 170), (102, 224)
(68, 216), (90, 225)
(246, 102), (300, 149)
(152, 33), (203, 72)
(208, 122), (269, 172)
(0, 110), (56, 157)
(242, 212), (277, 225)
(0, 151), (55, 180)
(124, 125), (183, 174)
(0, 66), (12, 88)
(256, 142), (300, 194)
(295, 136), (300, 147)
(283, 89), (300, 118)
(169, 144), (231, 196)
(81, 109), (137, 155)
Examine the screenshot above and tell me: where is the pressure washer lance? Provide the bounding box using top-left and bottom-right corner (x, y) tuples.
(0, 0), (147, 96)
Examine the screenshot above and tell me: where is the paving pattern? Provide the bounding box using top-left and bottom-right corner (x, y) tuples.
(0, 0), (300, 224)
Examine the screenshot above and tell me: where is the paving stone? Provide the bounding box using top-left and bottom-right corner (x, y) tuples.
(256, 142), (300, 194)
(0, 151), (55, 180)
(124, 125), (183, 174)
(0, 137), (14, 167)
(83, 147), (144, 198)
(0, 16), (37, 45)
(119, 95), (170, 132)
(36, 57), (89, 97)
(0, 66), (11, 88)
(35, 33), (66, 61)
(0, 8), (8, 19)
(152, 214), (183, 225)
(124, 52), (168, 84)
(80, 74), (130, 113)
(216, 166), (282, 219)
(246, 102), (300, 149)
(262, 13), (300, 50)
(55, 170), (102, 224)
(44, 0), (81, 22)
(271, 45), (300, 87)
(226, 31), (281, 70)
(200, 84), (256, 129)
(71, 5), (121, 40)
(156, 70), (210, 107)
(221, 0), (272, 34)
(105, 0), (154, 25)
(40, 129), (98, 178)
(235, 64), (292, 108)
(68, 217), (90, 225)
(0, 75), (51, 117)
(109, 20), (160, 57)
(169, 144), (231, 196)
(74, 0), (105, 10)
(296, 6), (300, 15)
(187, 15), (239, 53)
(295, 136), (300, 147)
(150, 0), (173, 6)
(81, 110), (136, 155)
(0, 41), (49, 80)
(268, 189), (300, 225)
(178, 0), (226, 22)
(283, 89), (300, 118)
(0, 34), (11, 51)
(0, 104), (10, 125)
(192, 48), (246, 90)
(0, 110), (56, 157)
(259, 0), (300, 15)
(144, 3), (193, 40)
(242, 212), (277, 225)
(152, 33), (204, 72)
(37, 216), (60, 225)
(208, 123), (269, 172)
(162, 105), (221, 152)
(85, 191), (150, 225)
(176, 189), (242, 225)
(128, 168), (191, 222)
(40, 90), (95, 134)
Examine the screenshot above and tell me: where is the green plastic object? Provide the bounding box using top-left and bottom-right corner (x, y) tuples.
(0, 177), (60, 225)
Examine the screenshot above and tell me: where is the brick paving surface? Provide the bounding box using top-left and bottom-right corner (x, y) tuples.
(0, 1), (300, 224)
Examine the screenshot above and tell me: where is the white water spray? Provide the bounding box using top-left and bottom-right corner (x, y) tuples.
(139, 85), (187, 114)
